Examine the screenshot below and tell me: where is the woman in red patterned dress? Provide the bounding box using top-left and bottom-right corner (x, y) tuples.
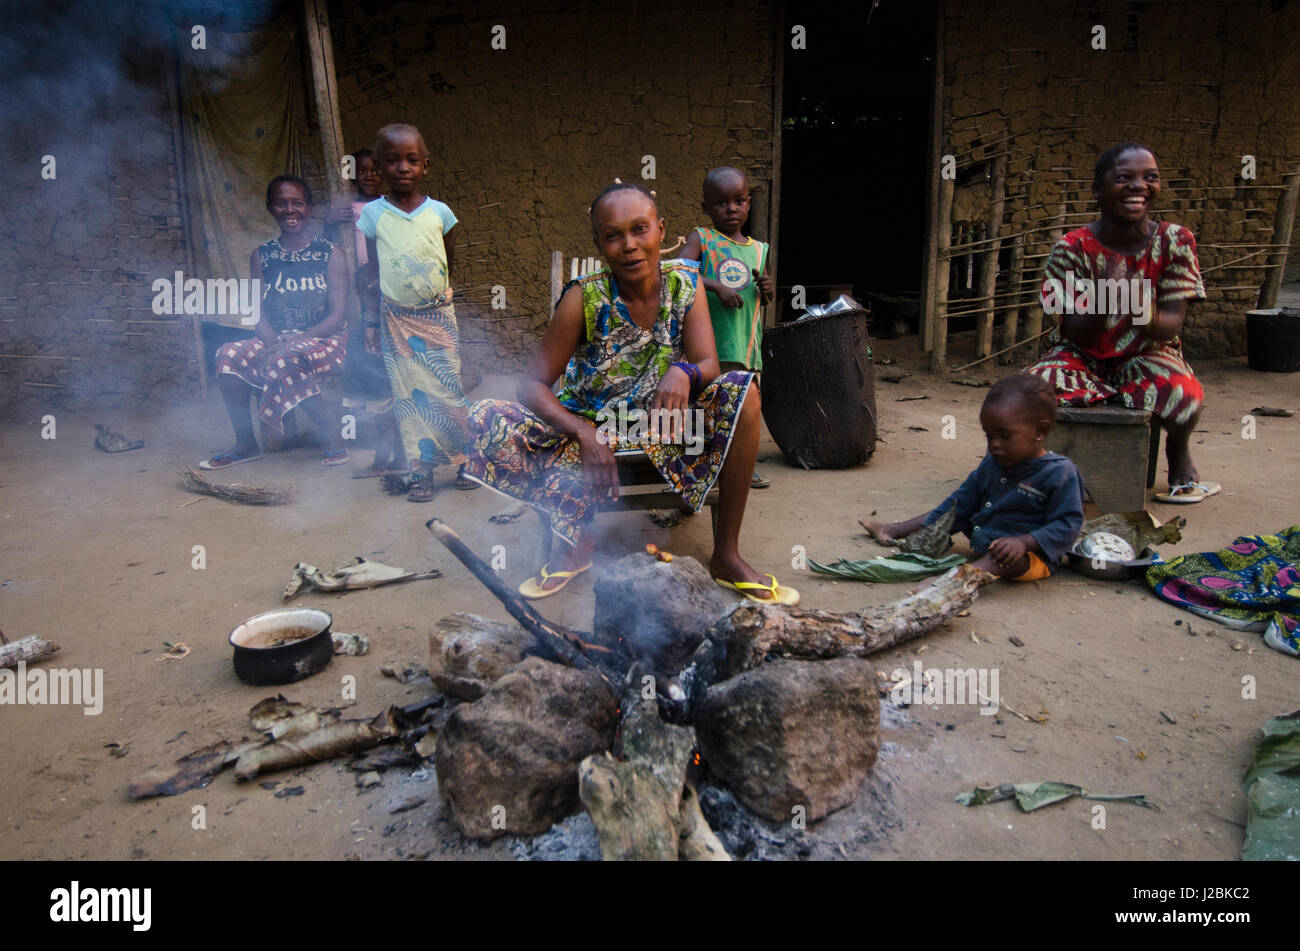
(1026, 142), (1218, 503)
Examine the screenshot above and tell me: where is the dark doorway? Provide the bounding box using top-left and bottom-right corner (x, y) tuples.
(776, 0), (934, 333)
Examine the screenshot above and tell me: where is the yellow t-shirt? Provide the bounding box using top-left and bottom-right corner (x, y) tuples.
(356, 196), (458, 306)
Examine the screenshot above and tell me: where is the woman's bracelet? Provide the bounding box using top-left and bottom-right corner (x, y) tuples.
(671, 361), (703, 394)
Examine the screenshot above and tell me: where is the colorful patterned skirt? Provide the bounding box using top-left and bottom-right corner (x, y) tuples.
(1025, 341), (1203, 426)
(1146, 526), (1300, 657)
(215, 333), (346, 431)
(381, 295), (471, 467)
(463, 370), (754, 547)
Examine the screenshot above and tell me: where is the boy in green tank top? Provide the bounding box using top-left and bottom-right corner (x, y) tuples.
(682, 166), (773, 488)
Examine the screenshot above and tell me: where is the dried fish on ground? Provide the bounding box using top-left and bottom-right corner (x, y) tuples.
(93, 423), (143, 453)
(282, 557), (442, 600)
(0, 634), (59, 669)
(234, 708), (399, 781)
(1250, 406), (1294, 418)
(129, 697), (417, 797)
(331, 632), (369, 655)
(180, 466), (292, 505)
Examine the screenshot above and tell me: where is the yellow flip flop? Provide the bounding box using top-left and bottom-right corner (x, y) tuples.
(714, 573), (800, 606)
(518, 561), (593, 599)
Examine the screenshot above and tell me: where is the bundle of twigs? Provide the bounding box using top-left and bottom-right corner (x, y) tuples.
(180, 467), (293, 505)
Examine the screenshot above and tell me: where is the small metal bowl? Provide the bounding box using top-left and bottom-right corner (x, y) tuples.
(1065, 545), (1158, 582)
(229, 608), (334, 686)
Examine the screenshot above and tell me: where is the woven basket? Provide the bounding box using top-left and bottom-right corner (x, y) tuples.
(759, 308), (877, 469)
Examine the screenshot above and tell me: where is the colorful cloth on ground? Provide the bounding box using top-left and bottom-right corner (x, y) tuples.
(1026, 221), (1205, 425)
(380, 293), (470, 467)
(256, 235), (335, 333)
(554, 261), (701, 420)
(216, 333), (346, 430)
(1145, 526), (1300, 657)
(463, 370), (753, 547)
(356, 196), (457, 306)
(693, 226), (768, 371)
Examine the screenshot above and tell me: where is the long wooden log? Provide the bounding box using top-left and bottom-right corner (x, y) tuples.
(426, 519), (614, 681)
(713, 564), (993, 677)
(0, 635), (59, 669)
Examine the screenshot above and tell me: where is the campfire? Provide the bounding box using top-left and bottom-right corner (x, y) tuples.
(424, 519), (991, 860)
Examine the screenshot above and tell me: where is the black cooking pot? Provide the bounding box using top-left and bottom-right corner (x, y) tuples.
(228, 608), (334, 686)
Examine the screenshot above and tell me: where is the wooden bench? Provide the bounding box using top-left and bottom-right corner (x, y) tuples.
(535, 448), (720, 564)
(1045, 405), (1161, 513)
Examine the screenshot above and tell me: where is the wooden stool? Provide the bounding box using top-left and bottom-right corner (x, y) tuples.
(1045, 406), (1160, 513)
(536, 449), (719, 564)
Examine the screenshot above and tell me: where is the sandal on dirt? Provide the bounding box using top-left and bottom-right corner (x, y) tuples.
(407, 473), (437, 503)
(455, 465), (481, 490)
(199, 449), (262, 470)
(518, 561), (592, 599)
(751, 471), (771, 489)
(1155, 480), (1221, 504)
(322, 449), (350, 467)
(714, 573), (800, 606)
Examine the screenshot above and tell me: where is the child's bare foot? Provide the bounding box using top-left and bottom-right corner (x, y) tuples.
(859, 518), (897, 543)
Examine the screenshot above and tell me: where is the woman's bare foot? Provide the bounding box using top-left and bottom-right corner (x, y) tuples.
(533, 535), (596, 593)
(709, 551), (776, 600)
(859, 518), (897, 543)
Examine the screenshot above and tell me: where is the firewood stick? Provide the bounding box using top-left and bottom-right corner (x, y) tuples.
(0, 635), (59, 669)
(425, 518), (610, 678)
(715, 564), (994, 677)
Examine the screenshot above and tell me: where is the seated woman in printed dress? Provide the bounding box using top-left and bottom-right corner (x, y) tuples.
(463, 182), (798, 603)
(1025, 142), (1218, 503)
(201, 175), (349, 469)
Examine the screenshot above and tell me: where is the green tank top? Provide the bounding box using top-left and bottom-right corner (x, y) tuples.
(694, 227), (768, 370)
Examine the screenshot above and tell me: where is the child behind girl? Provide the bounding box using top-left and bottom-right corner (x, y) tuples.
(682, 165), (773, 489)
(329, 148), (405, 477)
(357, 123), (478, 501)
(860, 374), (1084, 580)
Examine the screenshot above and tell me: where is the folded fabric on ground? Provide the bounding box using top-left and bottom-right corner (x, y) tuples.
(810, 552), (966, 583)
(1145, 526), (1300, 657)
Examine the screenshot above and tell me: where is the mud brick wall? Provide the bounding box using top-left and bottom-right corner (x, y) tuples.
(941, 0), (1300, 357)
(0, 56), (195, 413)
(329, 0), (778, 376)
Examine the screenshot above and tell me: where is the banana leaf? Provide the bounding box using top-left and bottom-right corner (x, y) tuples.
(1242, 709), (1300, 861)
(957, 781), (1154, 811)
(810, 552), (966, 583)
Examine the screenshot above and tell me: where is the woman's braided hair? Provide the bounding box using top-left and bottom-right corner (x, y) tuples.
(588, 178), (659, 235)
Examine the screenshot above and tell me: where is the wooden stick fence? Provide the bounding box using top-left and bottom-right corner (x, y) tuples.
(921, 143), (1293, 370)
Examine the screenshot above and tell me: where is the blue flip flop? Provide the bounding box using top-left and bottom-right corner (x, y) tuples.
(199, 449), (263, 470)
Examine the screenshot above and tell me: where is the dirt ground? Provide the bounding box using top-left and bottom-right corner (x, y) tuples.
(1, 327), (1296, 861)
